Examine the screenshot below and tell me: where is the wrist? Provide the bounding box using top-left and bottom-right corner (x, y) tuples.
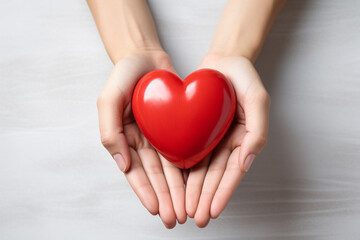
(207, 0), (287, 63)
(119, 49), (173, 70)
(110, 41), (164, 64)
(207, 37), (261, 63)
(201, 52), (253, 67)
(89, 0), (164, 64)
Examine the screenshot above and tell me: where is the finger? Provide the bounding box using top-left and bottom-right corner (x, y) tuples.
(138, 147), (177, 229)
(185, 155), (211, 218)
(125, 148), (159, 215)
(194, 147), (231, 228)
(159, 154), (187, 224)
(193, 116), (247, 225)
(97, 59), (152, 172)
(210, 147), (245, 218)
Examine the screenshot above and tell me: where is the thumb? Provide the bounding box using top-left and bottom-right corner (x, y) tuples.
(97, 85), (131, 173)
(239, 90), (271, 173)
(97, 58), (151, 172)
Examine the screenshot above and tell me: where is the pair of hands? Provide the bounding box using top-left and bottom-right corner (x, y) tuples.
(97, 50), (270, 228)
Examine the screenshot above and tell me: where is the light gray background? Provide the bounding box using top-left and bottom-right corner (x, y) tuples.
(1, 0), (360, 239)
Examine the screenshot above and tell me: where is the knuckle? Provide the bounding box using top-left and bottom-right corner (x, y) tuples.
(264, 92), (271, 105)
(258, 90), (271, 105)
(146, 164), (163, 175)
(157, 187), (171, 197)
(207, 164), (226, 173)
(96, 91), (107, 108)
(100, 133), (117, 149)
(248, 89), (271, 106)
(227, 160), (241, 171)
(256, 135), (268, 148)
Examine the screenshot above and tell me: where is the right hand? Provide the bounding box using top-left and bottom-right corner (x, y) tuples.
(185, 55), (271, 227)
(97, 51), (187, 228)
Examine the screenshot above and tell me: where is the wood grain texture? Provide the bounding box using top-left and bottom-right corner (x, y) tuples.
(0, 0), (359, 239)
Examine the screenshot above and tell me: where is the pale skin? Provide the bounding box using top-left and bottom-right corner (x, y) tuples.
(87, 0), (286, 228)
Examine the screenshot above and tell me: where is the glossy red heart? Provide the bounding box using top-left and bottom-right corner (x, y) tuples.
(132, 69), (236, 169)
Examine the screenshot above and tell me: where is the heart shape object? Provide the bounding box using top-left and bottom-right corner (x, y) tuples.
(132, 69), (236, 169)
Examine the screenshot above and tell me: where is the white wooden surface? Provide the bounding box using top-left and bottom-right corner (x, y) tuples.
(1, 0), (360, 239)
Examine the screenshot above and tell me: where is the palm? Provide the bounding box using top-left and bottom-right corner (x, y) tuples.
(220, 105), (247, 152)
(122, 100), (150, 151)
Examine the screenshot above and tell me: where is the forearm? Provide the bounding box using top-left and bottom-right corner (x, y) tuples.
(87, 0), (163, 64)
(208, 0), (286, 62)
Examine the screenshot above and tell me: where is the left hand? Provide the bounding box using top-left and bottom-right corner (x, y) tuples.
(97, 51), (186, 228)
(185, 54), (271, 227)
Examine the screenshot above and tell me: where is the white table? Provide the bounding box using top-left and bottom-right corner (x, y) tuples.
(1, 0), (360, 239)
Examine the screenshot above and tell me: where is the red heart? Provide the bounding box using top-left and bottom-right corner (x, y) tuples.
(132, 69), (236, 169)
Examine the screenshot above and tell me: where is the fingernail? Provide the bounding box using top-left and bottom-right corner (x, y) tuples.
(113, 153), (126, 172)
(244, 154), (256, 172)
